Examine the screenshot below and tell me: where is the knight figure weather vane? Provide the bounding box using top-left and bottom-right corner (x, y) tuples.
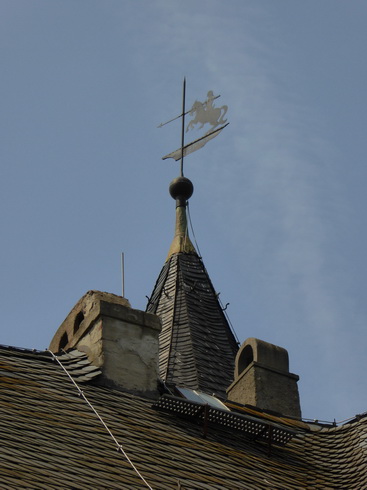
(158, 79), (229, 176)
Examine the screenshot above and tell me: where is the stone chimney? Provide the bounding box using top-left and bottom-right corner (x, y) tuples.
(227, 337), (301, 419)
(49, 291), (161, 397)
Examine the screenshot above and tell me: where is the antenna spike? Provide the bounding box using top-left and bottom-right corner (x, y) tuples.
(121, 252), (125, 298)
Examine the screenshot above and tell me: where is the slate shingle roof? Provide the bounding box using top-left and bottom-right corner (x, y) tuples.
(2, 345), (366, 489)
(147, 252), (239, 399)
(146, 178), (238, 399)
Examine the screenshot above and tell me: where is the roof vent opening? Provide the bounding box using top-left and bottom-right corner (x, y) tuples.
(74, 311), (84, 334)
(238, 344), (253, 375)
(59, 332), (69, 351)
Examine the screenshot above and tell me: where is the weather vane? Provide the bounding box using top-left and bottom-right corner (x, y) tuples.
(159, 79), (229, 176)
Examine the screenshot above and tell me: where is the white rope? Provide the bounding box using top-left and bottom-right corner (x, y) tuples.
(48, 350), (153, 490)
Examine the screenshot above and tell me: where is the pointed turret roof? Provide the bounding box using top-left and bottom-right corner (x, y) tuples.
(147, 176), (239, 399)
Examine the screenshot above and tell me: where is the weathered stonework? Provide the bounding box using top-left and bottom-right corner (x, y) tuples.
(227, 337), (301, 419)
(49, 290), (161, 397)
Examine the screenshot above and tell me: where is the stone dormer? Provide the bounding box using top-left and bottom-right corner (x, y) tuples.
(227, 337), (301, 418)
(49, 290), (161, 397)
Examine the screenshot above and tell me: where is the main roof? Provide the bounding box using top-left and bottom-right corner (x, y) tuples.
(146, 177), (239, 399)
(1, 345), (366, 489)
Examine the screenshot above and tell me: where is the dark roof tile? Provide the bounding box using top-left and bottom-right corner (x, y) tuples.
(147, 253), (238, 398)
(1, 346), (367, 488)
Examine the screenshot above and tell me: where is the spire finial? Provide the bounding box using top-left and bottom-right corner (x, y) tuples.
(159, 83), (228, 259)
(169, 176), (193, 206)
(166, 176), (195, 260)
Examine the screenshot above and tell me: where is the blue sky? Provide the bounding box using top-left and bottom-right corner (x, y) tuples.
(1, 0), (367, 422)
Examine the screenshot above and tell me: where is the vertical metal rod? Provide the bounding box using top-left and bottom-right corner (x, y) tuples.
(121, 252), (125, 297)
(202, 404), (209, 438)
(267, 425), (273, 457)
(180, 77), (186, 177)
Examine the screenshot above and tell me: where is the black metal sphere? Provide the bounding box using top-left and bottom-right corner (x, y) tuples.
(169, 176), (194, 201)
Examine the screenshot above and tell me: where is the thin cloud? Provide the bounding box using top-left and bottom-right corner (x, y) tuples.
(152, 1), (363, 420)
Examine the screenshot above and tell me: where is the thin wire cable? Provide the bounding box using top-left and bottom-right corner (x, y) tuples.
(47, 350), (153, 490)
(186, 201), (202, 258)
(217, 296), (241, 346)
(188, 204), (367, 423)
(186, 202), (240, 345)
(302, 413), (367, 426)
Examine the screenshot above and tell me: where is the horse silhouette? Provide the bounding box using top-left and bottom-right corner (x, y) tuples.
(186, 100), (228, 134)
